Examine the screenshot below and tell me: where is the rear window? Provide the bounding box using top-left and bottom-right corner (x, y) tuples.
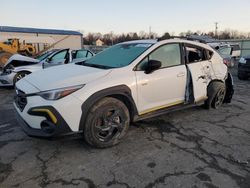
(185, 45), (207, 63)
(206, 50), (214, 60)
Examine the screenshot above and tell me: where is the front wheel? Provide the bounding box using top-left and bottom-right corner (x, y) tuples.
(84, 97), (130, 148)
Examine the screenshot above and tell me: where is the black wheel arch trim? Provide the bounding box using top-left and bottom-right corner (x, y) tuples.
(79, 85), (138, 131)
(207, 72), (234, 104)
(224, 72), (234, 103)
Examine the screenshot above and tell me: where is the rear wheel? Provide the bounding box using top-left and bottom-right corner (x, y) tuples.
(84, 97), (130, 148)
(205, 82), (226, 109)
(13, 71), (31, 84)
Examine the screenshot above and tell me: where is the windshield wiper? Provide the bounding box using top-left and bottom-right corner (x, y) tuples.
(78, 62), (113, 69)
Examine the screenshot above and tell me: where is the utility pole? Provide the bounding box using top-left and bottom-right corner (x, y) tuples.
(149, 26), (151, 39)
(215, 22), (218, 39)
(110, 31), (113, 46)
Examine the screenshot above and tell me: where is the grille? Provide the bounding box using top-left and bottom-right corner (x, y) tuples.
(14, 89), (27, 112)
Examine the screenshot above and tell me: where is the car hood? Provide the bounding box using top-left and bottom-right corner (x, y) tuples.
(3, 54), (39, 73)
(22, 64), (112, 91)
(4, 54), (39, 68)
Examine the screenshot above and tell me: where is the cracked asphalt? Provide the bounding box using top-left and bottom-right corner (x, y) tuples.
(0, 68), (250, 188)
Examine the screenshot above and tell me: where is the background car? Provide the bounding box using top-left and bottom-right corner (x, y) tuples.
(230, 43), (241, 58)
(0, 48), (94, 86)
(238, 56), (250, 80)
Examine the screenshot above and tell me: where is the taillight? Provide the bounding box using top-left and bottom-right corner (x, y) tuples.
(223, 59), (229, 66)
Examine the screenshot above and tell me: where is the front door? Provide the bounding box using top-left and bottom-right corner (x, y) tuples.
(135, 43), (187, 115)
(43, 49), (68, 68)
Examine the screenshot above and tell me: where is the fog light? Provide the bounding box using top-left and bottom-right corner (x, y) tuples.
(31, 109), (57, 124)
(0, 79), (9, 84)
(41, 120), (56, 134)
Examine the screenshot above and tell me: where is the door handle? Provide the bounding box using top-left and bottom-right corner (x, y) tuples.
(198, 75), (206, 80)
(141, 82), (148, 86)
(177, 72), (185, 77)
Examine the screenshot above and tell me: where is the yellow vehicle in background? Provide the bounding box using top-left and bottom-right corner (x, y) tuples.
(0, 38), (36, 67)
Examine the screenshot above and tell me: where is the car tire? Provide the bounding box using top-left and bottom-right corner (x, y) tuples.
(13, 71), (31, 85)
(205, 82), (226, 109)
(238, 72), (249, 80)
(84, 97), (130, 148)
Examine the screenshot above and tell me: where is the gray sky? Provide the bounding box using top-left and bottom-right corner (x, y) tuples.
(1, 0), (250, 35)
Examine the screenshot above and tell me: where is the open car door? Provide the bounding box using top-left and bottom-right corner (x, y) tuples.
(184, 44), (212, 103)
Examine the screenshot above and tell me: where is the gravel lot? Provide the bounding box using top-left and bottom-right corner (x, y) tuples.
(0, 68), (250, 188)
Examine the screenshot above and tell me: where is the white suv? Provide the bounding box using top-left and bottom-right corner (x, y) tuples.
(14, 39), (234, 148)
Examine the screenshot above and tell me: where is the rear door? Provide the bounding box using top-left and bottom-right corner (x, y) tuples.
(72, 49), (94, 61)
(184, 44), (212, 102)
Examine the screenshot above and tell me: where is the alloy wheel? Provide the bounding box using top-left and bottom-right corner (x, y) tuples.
(94, 108), (125, 142)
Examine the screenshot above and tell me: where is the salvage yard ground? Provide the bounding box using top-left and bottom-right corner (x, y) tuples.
(0, 68), (250, 188)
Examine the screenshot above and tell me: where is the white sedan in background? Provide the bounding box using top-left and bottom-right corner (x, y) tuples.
(0, 48), (94, 86)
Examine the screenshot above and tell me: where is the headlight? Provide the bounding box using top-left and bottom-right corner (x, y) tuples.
(1, 69), (13, 75)
(38, 84), (84, 100)
(239, 58), (246, 64)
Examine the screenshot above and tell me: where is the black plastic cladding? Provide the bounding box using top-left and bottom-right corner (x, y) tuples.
(79, 85), (138, 131)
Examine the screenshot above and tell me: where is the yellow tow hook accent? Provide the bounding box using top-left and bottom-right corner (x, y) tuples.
(32, 109), (58, 124)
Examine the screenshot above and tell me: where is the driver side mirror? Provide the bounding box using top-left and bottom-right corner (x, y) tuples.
(45, 58), (50, 63)
(144, 60), (162, 74)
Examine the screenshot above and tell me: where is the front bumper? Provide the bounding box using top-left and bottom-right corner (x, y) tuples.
(14, 103), (73, 137)
(0, 72), (15, 86)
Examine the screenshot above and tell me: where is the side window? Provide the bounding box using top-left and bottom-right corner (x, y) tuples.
(50, 50), (67, 61)
(75, 50), (88, 59)
(73, 50), (93, 59)
(86, 51), (93, 58)
(149, 44), (181, 68)
(137, 43), (181, 70)
(185, 45), (206, 63)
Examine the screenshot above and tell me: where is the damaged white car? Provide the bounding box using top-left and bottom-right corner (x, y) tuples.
(14, 39), (234, 148)
(0, 49), (94, 86)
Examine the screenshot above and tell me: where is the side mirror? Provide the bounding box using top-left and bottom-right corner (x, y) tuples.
(144, 60), (162, 74)
(45, 58), (50, 63)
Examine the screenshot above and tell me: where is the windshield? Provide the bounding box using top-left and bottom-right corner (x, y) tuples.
(36, 51), (54, 61)
(81, 43), (152, 68)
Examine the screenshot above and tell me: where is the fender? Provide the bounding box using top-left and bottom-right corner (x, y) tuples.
(79, 85), (138, 131)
